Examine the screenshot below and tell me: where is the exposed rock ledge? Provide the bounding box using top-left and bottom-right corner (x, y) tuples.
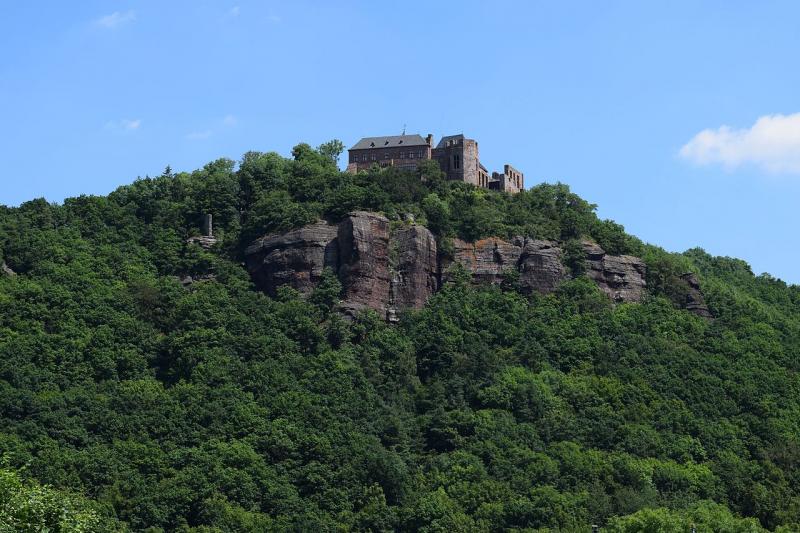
(680, 272), (713, 318)
(245, 211), (709, 320)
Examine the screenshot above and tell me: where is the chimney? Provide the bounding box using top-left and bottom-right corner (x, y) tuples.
(203, 214), (213, 237)
(426, 133), (433, 146)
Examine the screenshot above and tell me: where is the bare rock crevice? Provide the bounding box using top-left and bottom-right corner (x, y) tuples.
(337, 211), (392, 316)
(389, 224), (438, 319)
(1, 261), (15, 276)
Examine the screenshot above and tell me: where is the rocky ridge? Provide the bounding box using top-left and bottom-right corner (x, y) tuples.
(245, 211), (710, 320)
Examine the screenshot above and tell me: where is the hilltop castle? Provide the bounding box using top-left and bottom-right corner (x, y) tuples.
(346, 132), (524, 194)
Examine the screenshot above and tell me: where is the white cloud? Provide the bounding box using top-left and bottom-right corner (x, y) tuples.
(229, 6), (241, 17)
(268, 14), (281, 23)
(121, 119), (141, 130)
(186, 130), (212, 140)
(105, 118), (141, 132)
(680, 113), (800, 174)
(222, 114), (237, 126)
(95, 10), (136, 29)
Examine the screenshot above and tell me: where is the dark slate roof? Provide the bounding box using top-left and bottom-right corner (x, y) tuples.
(436, 133), (465, 148)
(350, 134), (428, 150)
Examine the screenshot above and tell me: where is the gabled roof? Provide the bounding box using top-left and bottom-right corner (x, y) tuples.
(350, 134), (428, 151)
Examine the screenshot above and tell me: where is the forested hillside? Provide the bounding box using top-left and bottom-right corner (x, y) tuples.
(1, 142), (799, 531)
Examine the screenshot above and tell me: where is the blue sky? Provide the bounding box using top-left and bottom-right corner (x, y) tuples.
(2, 1), (800, 283)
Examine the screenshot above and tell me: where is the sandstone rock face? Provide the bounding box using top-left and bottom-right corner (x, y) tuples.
(582, 241), (647, 303)
(390, 225), (438, 315)
(337, 212), (392, 316)
(245, 213), (438, 320)
(245, 221), (339, 296)
(518, 239), (566, 294)
(244, 211), (708, 320)
(446, 237), (567, 295)
(449, 238), (523, 285)
(680, 273), (713, 319)
(1, 261), (14, 276)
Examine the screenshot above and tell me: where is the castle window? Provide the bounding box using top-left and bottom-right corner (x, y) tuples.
(399, 151), (405, 159)
(453, 154), (460, 170)
(409, 152), (414, 159)
(418, 151), (423, 158)
(371, 154), (376, 161)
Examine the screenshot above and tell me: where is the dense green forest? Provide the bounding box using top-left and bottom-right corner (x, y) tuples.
(1, 142), (799, 531)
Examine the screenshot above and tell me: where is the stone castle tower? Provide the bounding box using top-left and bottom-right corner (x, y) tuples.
(346, 131), (524, 194)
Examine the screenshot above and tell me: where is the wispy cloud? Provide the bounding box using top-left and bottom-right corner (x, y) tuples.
(229, 6), (241, 17)
(95, 10), (136, 29)
(105, 118), (141, 132)
(222, 114), (237, 127)
(186, 130), (213, 140)
(680, 113), (800, 174)
(267, 14), (281, 23)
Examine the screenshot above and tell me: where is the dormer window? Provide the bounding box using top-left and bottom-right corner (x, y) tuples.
(384, 141), (389, 146)
(369, 142), (375, 147)
(399, 140), (403, 144)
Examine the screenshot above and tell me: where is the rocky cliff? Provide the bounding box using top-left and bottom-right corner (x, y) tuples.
(245, 211), (709, 320)
(244, 212), (440, 319)
(582, 242), (647, 303)
(680, 272), (713, 319)
(1, 261), (14, 276)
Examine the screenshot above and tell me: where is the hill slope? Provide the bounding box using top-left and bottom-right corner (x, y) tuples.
(0, 142), (799, 531)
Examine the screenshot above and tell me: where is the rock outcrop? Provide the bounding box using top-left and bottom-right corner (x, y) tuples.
(518, 239), (566, 294)
(449, 238), (524, 285)
(187, 235), (218, 250)
(1, 261), (14, 276)
(337, 212), (392, 316)
(244, 212), (439, 320)
(680, 272), (713, 319)
(245, 211), (709, 320)
(582, 242), (647, 303)
(443, 237), (566, 295)
(390, 224), (438, 316)
(245, 221), (339, 296)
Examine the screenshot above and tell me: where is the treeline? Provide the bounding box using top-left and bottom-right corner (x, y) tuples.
(0, 143), (798, 530)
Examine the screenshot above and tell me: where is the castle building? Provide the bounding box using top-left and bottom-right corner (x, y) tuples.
(346, 132), (524, 193)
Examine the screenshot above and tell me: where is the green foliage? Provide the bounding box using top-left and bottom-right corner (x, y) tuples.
(0, 144), (798, 530)
(606, 501), (766, 532)
(0, 464), (120, 532)
(317, 139), (345, 165)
